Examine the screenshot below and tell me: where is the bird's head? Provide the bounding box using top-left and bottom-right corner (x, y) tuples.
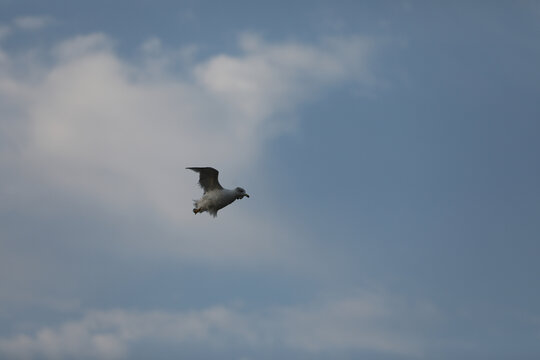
(235, 187), (250, 199)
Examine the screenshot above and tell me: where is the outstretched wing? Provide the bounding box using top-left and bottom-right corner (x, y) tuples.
(186, 167), (223, 193)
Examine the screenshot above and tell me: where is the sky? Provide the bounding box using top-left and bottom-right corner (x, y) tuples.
(1, 1), (540, 359)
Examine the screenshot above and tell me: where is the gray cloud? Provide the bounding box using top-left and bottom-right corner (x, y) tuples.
(0, 292), (436, 359)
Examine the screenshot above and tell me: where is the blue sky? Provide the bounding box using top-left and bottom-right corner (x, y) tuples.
(1, 1), (540, 359)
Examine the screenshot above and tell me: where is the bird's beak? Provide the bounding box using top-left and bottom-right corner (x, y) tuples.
(244, 194), (250, 198)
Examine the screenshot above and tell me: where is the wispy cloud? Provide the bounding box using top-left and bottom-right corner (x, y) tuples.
(0, 25), (11, 40)
(13, 15), (54, 31)
(0, 292), (436, 359)
(52, 33), (114, 60)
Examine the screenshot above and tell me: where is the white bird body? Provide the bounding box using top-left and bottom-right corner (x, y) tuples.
(193, 189), (237, 217)
(187, 167), (249, 217)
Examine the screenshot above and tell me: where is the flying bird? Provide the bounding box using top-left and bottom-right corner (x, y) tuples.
(187, 167), (249, 217)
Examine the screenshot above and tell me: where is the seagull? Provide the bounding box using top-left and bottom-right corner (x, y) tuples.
(186, 167), (249, 217)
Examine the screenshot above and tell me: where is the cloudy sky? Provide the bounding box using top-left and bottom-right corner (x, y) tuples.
(1, 1), (540, 359)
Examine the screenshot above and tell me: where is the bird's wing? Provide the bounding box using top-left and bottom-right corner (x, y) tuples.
(186, 167), (223, 193)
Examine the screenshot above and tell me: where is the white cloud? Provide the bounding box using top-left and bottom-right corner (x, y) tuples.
(0, 292), (436, 359)
(0, 32), (374, 264)
(13, 15), (54, 31)
(4, 32), (371, 213)
(195, 33), (372, 122)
